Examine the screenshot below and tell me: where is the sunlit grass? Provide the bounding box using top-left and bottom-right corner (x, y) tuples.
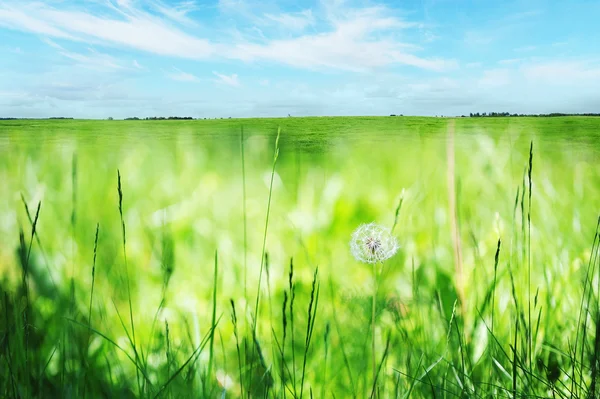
(1, 116), (600, 397)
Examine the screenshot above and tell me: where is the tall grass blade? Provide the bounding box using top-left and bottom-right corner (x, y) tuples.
(288, 259), (298, 396)
(370, 330), (391, 399)
(230, 299), (244, 399)
(281, 291), (288, 398)
(300, 266), (319, 399)
(153, 317), (221, 399)
(253, 127), (281, 328)
(250, 127), (280, 394)
(573, 216), (600, 395)
(66, 318), (152, 386)
(240, 125), (248, 306)
(4, 292), (18, 398)
(527, 141), (533, 373)
(207, 250), (219, 392)
(117, 169), (140, 394)
(328, 278), (355, 396)
(21, 200), (40, 395)
(512, 316), (518, 399)
(20, 193), (56, 292)
(588, 217), (600, 397)
(165, 320), (171, 399)
(391, 190), (405, 235)
(83, 223), (100, 399)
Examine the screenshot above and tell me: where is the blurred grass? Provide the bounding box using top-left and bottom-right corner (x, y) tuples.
(0, 116), (600, 397)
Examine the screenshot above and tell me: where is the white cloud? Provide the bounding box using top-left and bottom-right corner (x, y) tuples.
(150, 0), (200, 26)
(42, 38), (129, 70)
(263, 10), (315, 31)
(116, 0), (135, 8)
(498, 58), (524, 65)
(422, 30), (439, 43)
(133, 60), (143, 69)
(0, 1), (455, 73)
(231, 38), (452, 72)
(213, 72), (240, 87)
(167, 67), (200, 82)
(0, 6), (75, 39)
(0, 2), (216, 58)
(229, 6), (454, 72)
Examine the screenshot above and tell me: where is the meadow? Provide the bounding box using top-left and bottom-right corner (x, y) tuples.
(1, 116), (600, 398)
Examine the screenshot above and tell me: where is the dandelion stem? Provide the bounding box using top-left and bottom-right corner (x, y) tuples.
(372, 261), (379, 398)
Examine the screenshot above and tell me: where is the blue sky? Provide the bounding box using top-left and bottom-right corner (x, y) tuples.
(0, 0), (599, 118)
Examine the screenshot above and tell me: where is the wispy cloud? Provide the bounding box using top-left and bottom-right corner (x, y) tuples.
(0, 2), (216, 58)
(43, 38), (129, 70)
(263, 10), (315, 31)
(213, 71), (240, 87)
(0, 0), (454, 72)
(150, 0), (200, 27)
(422, 30), (439, 43)
(0, 6), (75, 39)
(229, 6), (454, 72)
(167, 67), (200, 82)
(498, 58), (524, 65)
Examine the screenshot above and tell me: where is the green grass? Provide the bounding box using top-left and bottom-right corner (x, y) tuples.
(1, 116), (600, 398)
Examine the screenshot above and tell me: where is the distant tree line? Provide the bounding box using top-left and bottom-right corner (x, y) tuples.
(122, 116), (236, 120)
(0, 117), (75, 120)
(123, 116), (194, 120)
(467, 112), (600, 117)
(3, 113), (599, 121)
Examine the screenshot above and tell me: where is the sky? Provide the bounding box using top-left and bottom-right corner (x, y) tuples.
(0, 0), (599, 118)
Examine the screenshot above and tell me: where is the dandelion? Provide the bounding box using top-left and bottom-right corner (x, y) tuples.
(350, 222), (399, 264)
(349, 221), (399, 398)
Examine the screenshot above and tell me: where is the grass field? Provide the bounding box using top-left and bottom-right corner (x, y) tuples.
(1, 116), (600, 398)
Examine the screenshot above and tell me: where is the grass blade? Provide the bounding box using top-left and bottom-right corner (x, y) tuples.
(117, 169), (141, 395)
(207, 250), (219, 392)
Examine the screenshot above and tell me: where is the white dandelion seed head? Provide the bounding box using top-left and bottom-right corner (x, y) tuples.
(350, 222), (399, 264)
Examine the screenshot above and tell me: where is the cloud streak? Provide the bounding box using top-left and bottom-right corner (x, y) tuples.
(263, 10), (315, 31)
(43, 38), (129, 70)
(167, 68), (201, 82)
(0, 0), (455, 72)
(213, 72), (240, 86)
(0, 2), (215, 58)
